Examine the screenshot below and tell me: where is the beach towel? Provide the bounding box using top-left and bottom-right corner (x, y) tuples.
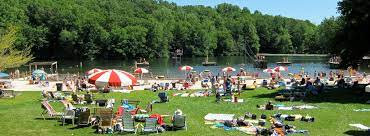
(149, 114), (165, 125)
(349, 124), (370, 130)
(293, 105), (317, 110)
(180, 93), (189, 97)
(204, 113), (234, 121)
(277, 107), (293, 110)
(172, 93), (182, 96)
(353, 109), (370, 112)
(236, 127), (258, 135)
(223, 99), (244, 103)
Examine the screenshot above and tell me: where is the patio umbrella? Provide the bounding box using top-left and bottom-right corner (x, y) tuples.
(134, 68), (149, 74)
(263, 68), (276, 74)
(0, 72), (9, 78)
(32, 70), (46, 77)
(179, 66), (193, 71)
(222, 67), (236, 72)
(86, 68), (102, 75)
(274, 66), (288, 72)
(88, 69), (137, 88)
(134, 68), (149, 79)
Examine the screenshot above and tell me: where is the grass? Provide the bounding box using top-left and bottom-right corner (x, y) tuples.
(0, 88), (369, 136)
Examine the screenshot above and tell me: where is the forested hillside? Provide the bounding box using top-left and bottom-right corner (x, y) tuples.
(0, 0), (340, 60)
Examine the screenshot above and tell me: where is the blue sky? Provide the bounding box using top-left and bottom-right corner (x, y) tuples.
(165, 0), (341, 24)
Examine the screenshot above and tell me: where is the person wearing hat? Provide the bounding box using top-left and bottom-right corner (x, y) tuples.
(238, 68), (247, 76)
(171, 109), (183, 123)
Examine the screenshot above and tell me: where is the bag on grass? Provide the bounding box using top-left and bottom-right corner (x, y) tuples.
(261, 114), (267, 119)
(252, 114), (257, 119)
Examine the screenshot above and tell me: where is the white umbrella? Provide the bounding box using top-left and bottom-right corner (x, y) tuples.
(263, 68), (276, 73)
(134, 68), (149, 79)
(86, 68), (102, 75)
(274, 66), (288, 72)
(88, 69), (137, 88)
(222, 67), (236, 72)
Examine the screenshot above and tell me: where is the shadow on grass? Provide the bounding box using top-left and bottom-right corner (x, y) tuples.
(253, 88), (369, 104)
(34, 117), (59, 120)
(344, 130), (370, 136)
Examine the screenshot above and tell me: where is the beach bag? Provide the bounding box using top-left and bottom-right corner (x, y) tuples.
(244, 112), (253, 119)
(285, 116), (295, 121)
(157, 126), (165, 132)
(224, 120), (236, 127)
(261, 114), (267, 119)
(252, 114), (257, 119)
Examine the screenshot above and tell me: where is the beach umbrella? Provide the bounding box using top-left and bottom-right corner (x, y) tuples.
(88, 69), (137, 88)
(32, 70), (46, 77)
(0, 72), (9, 78)
(134, 68), (149, 80)
(86, 68), (102, 75)
(134, 68), (149, 74)
(222, 67), (236, 72)
(179, 66), (193, 71)
(263, 68), (276, 73)
(274, 66), (288, 72)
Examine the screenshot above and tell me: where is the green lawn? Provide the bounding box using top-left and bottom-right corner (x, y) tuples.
(0, 88), (369, 136)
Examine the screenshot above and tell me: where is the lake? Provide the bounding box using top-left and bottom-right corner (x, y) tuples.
(35, 56), (369, 78)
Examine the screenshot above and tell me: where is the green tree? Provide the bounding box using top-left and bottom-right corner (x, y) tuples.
(0, 26), (33, 71)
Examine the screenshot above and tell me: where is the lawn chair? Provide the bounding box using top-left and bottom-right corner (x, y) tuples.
(41, 100), (63, 120)
(172, 115), (187, 131)
(96, 99), (107, 107)
(84, 94), (93, 104)
(142, 118), (158, 134)
(97, 108), (113, 133)
(78, 108), (91, 126)
(72, 94), (81, 104)
(62, 109), (75, 126)
(158, 92), (169, 103)
(121, 114), (137, 134)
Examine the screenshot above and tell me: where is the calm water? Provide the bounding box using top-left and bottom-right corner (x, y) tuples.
(30, 56), (369, 78)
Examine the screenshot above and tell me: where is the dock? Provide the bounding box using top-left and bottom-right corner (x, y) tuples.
(257, 53), (329, 57)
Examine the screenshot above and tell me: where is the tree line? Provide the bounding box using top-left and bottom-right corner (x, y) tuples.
(0, 0), (368, 66)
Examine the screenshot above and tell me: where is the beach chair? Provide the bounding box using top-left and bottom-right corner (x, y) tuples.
(172, 115), (187, 131)
(41, 100), (63, 120)
(72, 94), (81, 104)
(97, 108), (113, 133)
(121, 114), (137, 134)
(96, 99), (107, 107)
(78, 108), (91, 126)
(62, 110), (75, 126)
(84, 94), (93, 104)
(0, 90), (15, 99)
(158, 92), (169, 103)
(142, 118), (158, 134)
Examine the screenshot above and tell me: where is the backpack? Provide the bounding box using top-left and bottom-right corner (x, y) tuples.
(261, 114), (267, 119)
(252, 114), (257, 119)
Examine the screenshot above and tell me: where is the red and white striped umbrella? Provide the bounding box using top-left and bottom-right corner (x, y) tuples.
(134, 68), (149, 74)
(222, 67), (236, 72)
(263, 68), (276, 73)
(179, 66), (193, 71)
(88, 69), (137, 88)
(86, 68), (102, 75)
(274, 66), (288, 72)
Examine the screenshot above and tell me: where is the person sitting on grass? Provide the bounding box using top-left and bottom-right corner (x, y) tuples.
(225, 78), (232, 95)
(215, 91), (221, 103)
(170, 109), (186, 130)
(265, 101), (274, 110)
(268, 78), (276, 89)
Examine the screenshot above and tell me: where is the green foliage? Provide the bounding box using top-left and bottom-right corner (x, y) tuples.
(336, 0), (370, 67)
(0, 26), (33, 71)
(0, 0), (340, 60)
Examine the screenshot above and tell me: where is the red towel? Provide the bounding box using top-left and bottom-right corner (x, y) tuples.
(149, 114), (165, 126)
(116, 106), (124, 116)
